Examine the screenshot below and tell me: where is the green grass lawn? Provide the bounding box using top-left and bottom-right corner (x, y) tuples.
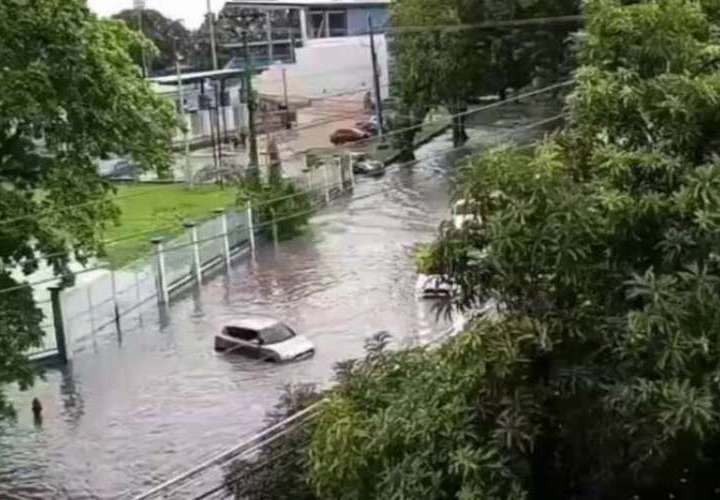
(102, 184), (236, 268)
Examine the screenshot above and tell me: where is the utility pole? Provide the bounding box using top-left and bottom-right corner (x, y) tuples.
(134, 0), (148, 77)
(368, 15), (385, 139)
(243, 31), (260, 180)
(206, 0), (219, 70)
(174, 39), (193, 188)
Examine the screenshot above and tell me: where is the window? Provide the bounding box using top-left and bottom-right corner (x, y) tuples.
(309, 12), (325, 38)
(259, 324), (295, 345)
(308, 9), (347, 38)
(225, 327), (258, 341)
(328, 11), (347, 37)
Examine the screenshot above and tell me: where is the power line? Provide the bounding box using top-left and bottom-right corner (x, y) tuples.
(0, 112), (563, 298)
(132, 402), (325, 500)
(220, 14), (583, 39)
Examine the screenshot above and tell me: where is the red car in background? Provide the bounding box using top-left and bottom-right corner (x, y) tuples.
(330, 127), (370, 145)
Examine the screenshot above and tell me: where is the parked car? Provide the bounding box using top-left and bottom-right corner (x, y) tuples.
(330, 127), (370, 145)
(214, 317), (315, 362)
(452, 199), (483, 231)
(353, 159), (385, 177)
(356, 116), (379, 135)
(416, 274), (455, 299)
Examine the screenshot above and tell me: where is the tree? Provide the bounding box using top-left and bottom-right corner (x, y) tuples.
(0, 0), (176, 417)
(112, 8), (194, 75)
(389, 0), (578, 151)
(250, 1), (720, 498)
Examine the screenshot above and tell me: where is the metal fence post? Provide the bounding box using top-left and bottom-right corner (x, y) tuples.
(86, 286), (95, 334)
(111, 269), (121, 333)
(270, 207), (279, 247)
(135, 267), (144, 326)
(152, 237), (169, 305)
(322, 163), (331, 203)
(48, 286), (69, 363)
(335, 157), (343, 191)
(214, 208), (232, 267)
(185, 221), (203, 285)
(246, 201), (256, 255)
(348, 152), (356, 189)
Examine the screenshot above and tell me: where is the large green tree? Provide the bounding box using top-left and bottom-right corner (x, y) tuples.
(229, 1), (720, 498)
(389, 0), (578, 152)
(112, 8), (194, 75)
(0, 0), (176, 417)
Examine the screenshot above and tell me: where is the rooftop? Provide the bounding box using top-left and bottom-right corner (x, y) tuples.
(226, 316), (283, 330)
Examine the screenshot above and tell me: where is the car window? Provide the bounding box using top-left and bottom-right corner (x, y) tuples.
(225, 327), (258, 341)
(259, 324), (295, 345)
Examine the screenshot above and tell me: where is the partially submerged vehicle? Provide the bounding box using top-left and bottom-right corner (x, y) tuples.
(214, 317), (315, 362)
(452, 199), (483, 231)
(415, 274), (454, 299)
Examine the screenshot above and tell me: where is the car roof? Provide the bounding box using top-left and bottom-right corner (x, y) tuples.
(225, 316), (281, 331)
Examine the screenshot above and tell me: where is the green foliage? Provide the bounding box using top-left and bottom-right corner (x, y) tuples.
(0, 0), (176, 417)
(112, 9), (193, 75)
(238, 178), (314, 240)
(310, 331), (530, 500)
(389, 0), (579, 149)
(301, 1), (720, 498)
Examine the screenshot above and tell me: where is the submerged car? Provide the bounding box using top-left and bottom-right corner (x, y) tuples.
(214, 317), (315, 362)
(416, 274), (455, 299)
(452, 199), (483, 231)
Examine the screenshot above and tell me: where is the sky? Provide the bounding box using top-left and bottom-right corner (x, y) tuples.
(87, 0), (225, 29)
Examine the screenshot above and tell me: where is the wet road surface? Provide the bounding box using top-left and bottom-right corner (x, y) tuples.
(0, 102), (558, 499)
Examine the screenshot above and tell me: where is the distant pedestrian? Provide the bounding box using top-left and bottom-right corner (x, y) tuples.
(32, 398), (42, 425)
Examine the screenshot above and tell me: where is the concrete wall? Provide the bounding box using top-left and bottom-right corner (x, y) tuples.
(346, 7), (390, 35)
(255, 34), (389, 100)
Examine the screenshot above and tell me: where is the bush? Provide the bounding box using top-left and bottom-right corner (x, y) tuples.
(238, 178), (314, 240)
(224, 384), (322, 500)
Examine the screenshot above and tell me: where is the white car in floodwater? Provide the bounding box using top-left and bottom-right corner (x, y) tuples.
(214, 317), (315, 362)
(416, 274), (455, 299)
(452, 199), (483, 231)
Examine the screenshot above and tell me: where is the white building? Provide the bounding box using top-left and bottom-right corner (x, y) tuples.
(220, 0), (391, 99)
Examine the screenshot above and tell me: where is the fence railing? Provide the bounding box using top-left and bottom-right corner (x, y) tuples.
(29, 158), (355, 362)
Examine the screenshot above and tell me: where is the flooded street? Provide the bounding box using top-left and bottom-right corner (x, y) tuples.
(0, 102), (557, 499)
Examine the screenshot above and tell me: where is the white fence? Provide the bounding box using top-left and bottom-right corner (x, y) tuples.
(30, 158), (355, 361)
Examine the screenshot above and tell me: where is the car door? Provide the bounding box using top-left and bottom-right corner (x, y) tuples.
(225, 327), (262, 357)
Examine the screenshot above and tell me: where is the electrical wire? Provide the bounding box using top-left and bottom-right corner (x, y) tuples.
(131, 402), (326, 500)
(218, 14), (583, 38)
(0, 78), (566, 234)
(0, 112), (563, 298)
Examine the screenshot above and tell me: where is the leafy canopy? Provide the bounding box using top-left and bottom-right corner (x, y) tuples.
(0, 0), (176, 417)
(306, 0), (720, 498)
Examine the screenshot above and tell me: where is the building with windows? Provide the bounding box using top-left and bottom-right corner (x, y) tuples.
(219, 0), (391, 99)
